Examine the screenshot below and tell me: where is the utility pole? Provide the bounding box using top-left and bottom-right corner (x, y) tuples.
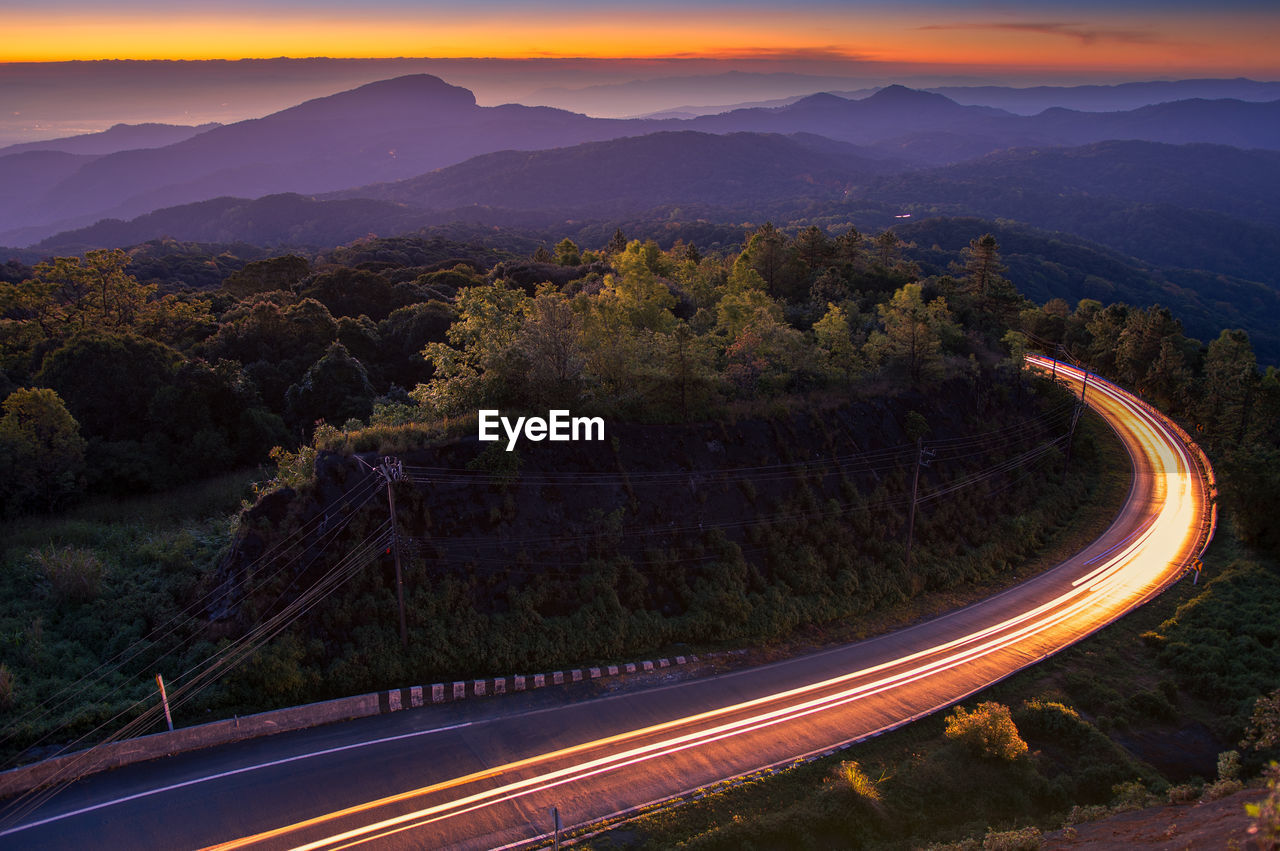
(1063, 368), (1089, 481)
(551, 806), (562, 850)
(904, 438), (934, 574)
(155, 673), (174, 732)
(379, 456), (408, 649)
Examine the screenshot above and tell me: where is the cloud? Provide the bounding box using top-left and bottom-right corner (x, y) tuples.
(917, 21), (1159, 46)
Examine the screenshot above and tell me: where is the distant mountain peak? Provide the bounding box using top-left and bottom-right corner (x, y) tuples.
(274, 74), (478, 120)
(350, 74), (477, 105)
(788, 92), (852, 109)
(865, 85), (957, 107)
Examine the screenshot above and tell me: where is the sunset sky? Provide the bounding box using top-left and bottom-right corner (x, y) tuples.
(2, 0), (1277, 145)
(4, 0), (1278, 77)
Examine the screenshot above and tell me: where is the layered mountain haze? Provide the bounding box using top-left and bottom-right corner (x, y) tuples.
(0, 75), (638, 245)
(0, 123), (220, 157)
(6, 73), (1280, 248)
(331, 131), (907, 215)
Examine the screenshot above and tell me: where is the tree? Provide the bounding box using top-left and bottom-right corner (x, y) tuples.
(874, 230), (901, 267)
(812, 302), (860, 381)
(223, 255), (310, 299)
(517, 288), (583, 407)
(36, 332), (181, 443)
(962, 234), (1004, 301)
(864, 283), (957, 384)
(741, 223), (802, 300)
(0, 387), (86, 513)
(960, 234), (1023, 327)
(656, 322), (718, 421)
(1, 249), (211, 349)
(412, 280), (530, 417)
(553, 238), (582, 267)
(286, 342), (375, 431)
(793, 225), (834, 276)
(300, 268), (396, 321)
(606, 228), (628, 256)
(1196, 328), (1258, 447)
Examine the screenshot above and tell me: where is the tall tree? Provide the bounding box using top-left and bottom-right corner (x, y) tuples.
(517, 288), (583, 407)
(0, 387), (86, 513)
(865, 283), (957, 384)
(1196, 328), (1259, 447)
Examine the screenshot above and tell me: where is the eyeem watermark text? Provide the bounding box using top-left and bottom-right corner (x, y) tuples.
(478, 410), (604, 451)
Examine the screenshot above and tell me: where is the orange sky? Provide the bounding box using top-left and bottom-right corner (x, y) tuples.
(4, 4), (1278, 77)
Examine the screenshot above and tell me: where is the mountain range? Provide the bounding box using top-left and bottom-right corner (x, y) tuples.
(5, 74), (1279, 247)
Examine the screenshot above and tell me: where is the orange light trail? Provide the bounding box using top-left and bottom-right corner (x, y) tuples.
(206, 357), (1210, 850)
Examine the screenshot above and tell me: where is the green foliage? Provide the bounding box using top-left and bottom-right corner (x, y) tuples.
(944, 702), (1029, 761)
(865, 283), (958, 384)
(0, 387), (86, 513)
(1148, 560), (1280, 714)
(1244, 688), (1280, 751)
(834, 760), (882, 801)
(285, 342), (375, 432)
(222, 255), (310, 298)
(29, 544), (105, 604)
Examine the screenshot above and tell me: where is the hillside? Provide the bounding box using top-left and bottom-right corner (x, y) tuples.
(333, 131), (905, 214)
(863, 141), (1280, 285)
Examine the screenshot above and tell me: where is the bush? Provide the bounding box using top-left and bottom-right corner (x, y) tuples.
(833, 760), (881, 801)
(981, 826), (1041, 851)
(945, 702), (1029, 761)
(1246, 763), (1280, 849)
(1110, 780), (1158, 811)
(1201, 750), (1245, 800)
(30, 544), (104, 603)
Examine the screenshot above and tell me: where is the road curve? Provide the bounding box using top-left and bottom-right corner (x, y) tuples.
(2, 358), (1213, 850)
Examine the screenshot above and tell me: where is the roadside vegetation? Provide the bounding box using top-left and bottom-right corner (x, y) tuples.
(576, 524), (1280, 850)
(1, 221), (1277, 843)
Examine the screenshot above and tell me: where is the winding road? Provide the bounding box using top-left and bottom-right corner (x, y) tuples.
(0, 357), (1214, 849)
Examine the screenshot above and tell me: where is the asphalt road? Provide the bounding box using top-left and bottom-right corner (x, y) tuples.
(0, 358), (1212, 850)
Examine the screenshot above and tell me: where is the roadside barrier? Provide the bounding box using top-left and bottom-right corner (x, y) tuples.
(0, 654), (696, 798)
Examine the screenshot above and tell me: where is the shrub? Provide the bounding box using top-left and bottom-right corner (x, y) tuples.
(1111, 780), (1158, 811)
(30, 544), (105, 603)
(1014, 698), (1091, 743)
(1201, 750), (1245, 800)
(833, 760), (881, 801)
(1246, 762), (1280, 849)
(1244, 688), (1280, 751)
(981, 826), (1041, 851)
(945, 702), (1029, 761)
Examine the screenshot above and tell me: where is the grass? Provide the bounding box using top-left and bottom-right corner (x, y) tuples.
(0, 469), (259, 765)
(0, 469), (260, 555)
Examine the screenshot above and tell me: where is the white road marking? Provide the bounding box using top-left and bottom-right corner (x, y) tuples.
(0, 721), (472, 838)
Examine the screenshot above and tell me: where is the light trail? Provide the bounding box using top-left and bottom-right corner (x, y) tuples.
(0, 354), (1208, 850)
(197, 354), (1211, 851)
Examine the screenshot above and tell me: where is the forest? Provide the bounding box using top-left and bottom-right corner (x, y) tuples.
(0, 223), (1278, 840)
